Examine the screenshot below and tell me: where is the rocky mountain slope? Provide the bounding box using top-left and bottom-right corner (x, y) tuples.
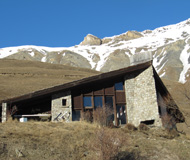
(0, 18), (190, 83)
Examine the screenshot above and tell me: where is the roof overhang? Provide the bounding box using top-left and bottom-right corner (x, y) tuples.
(1, 61), (152, 104)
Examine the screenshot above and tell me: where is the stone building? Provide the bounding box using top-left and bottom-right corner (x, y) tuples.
(0, 61), (184, 127)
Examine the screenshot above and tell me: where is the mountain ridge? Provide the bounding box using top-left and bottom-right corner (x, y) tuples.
(0, 18), (190, 83)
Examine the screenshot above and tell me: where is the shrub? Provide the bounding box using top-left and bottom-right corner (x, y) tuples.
(161, 114), (179, 138)
(167, 129), (179, 139)
(93, 106), (114, 127)
(89, 127), (127, 160)
(161, 114), (176, 131)
(81, 105), (114, 127)
(138, 123), (149, 131)
(125, 123), (137, 131)
(81, 110), (93, 123)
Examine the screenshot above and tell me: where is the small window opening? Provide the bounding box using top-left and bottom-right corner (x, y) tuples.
(140, 120), (155, 125)
(62, 99), (67, 106)
(114, 82), (123, 90)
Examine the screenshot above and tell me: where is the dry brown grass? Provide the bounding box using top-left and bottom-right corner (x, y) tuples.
(0, 121), (190, 160)
(0, 121), (98, 160)
(0, 59), (99, 101)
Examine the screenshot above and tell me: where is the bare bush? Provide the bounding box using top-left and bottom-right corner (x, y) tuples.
(138, 123), (149, 131)
(81, 110), (93, 122)
(80, 105), (114, 127)
(93, 106), (114, 127)
(6, 115), (18, 123)
(125, 123), (137, 131)
(161, 114), (180, 138)
(89, 127), (127, 160)
(161, 114), (176, 131)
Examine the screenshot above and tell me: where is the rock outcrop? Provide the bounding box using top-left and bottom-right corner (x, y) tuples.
(102, 31), (143, 44)
(100, 49), (130, 72)
(80, 34), (102, 46)
(114, 31), (143, 41)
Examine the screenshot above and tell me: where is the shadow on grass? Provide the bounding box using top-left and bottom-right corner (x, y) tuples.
(116, 150), (146, 160)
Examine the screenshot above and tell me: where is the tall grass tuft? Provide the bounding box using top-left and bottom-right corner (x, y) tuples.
(89, 127), (127, 160)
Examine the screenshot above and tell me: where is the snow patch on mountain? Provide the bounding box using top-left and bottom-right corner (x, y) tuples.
(0, 18), (190, 83)
(179, 38), (190, 83)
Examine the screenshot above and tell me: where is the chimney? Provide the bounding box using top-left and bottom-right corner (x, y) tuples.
(130, 51), (152, 66)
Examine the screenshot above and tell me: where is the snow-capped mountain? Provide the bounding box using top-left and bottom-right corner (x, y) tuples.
(0, 19), (190, 83)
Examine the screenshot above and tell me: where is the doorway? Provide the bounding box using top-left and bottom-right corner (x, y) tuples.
(116, 105), (126, 125)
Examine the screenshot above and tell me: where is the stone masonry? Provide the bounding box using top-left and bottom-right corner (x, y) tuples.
(124, 66), (162, 127)
(51, 91), (72, 122)
(2, 103), (7, 123)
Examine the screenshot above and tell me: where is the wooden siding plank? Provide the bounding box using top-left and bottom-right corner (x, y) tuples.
(116, 92), (126, 104)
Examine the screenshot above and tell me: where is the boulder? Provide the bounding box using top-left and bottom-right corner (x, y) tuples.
(80, 34), (102, 46)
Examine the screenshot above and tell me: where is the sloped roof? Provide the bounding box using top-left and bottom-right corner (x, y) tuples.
(1, 61), (152, 104)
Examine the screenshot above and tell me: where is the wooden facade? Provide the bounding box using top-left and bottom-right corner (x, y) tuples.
(72, 77), (126, 126)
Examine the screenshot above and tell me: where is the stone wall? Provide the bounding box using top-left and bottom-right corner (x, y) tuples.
(124, 66), (162, 127)
(2, 103), (7, 123)
(51, 91), (72, 122)
(130, 51), (152, 66)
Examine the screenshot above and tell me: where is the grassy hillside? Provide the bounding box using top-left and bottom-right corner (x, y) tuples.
(0, 59), (190, 159)
(0, 121), (190, 160)
(0, 59), (99, 101)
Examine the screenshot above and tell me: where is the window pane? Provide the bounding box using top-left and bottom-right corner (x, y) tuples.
(83, 96), (92, 107)
(105, 96), (113, 108)
(72, 110), (81, 121)
(114, 82), (123, 90)
(94, 96), (103, 108)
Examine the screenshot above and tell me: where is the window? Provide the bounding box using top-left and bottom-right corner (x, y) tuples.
(83, 96), (92, 107)
(72, 110), (81, 121)
(140, 120), (155, 125)
(105, 96), (113, 108)
(94, 96), (103, 108)
(114, 82), (123, 90)
(62, 99), (67, 106)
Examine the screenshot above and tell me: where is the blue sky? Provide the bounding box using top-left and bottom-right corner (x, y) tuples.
(0, 0), (190, 48)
